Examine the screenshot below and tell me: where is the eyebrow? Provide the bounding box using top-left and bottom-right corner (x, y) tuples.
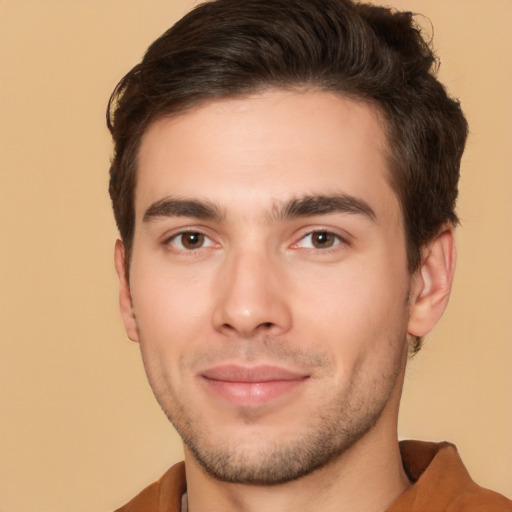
(143, 197), (224, 223)
(272, 194), (376, 222)
(142, 193), (376, 224)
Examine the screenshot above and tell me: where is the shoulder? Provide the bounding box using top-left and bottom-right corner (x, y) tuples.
(114, 462), (186, 512)
(391, 441), (512, 512)
(449, 487), (512, 512)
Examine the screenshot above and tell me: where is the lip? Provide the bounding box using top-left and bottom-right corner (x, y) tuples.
(200, 365), (309, 406)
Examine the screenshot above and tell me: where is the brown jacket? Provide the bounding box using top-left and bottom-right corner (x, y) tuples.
(115, 441), (512, 511)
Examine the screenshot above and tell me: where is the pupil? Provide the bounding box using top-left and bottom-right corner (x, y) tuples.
(184, 233), (203, 248)
(314, 232), (332, 248)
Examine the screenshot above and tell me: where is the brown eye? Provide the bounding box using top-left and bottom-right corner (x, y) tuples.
(180, 232), (205, 249)
(296, 231), (342, 250)
(168, 232), (213, 250)
(311, 231), (337, 248)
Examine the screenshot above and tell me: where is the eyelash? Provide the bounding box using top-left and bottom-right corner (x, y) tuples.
(165, 230), (216, 251)
(293, 230), (346, 250)
(163, 228), (348, 253)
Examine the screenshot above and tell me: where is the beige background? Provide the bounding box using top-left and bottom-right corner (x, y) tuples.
(1, 0), (510, 510)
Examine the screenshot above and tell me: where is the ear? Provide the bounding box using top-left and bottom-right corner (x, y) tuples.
(114, 239), (139, 342)
(407, 226), (456, 337)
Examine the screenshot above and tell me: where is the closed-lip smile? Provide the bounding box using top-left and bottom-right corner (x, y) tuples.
(200, 364), (309, 406)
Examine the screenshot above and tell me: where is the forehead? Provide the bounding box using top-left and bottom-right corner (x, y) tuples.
(135, 89), (398, 223)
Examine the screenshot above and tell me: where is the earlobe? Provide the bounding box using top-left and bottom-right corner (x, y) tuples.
(407, 227), (456, 338)
(114, 240), (140, 343)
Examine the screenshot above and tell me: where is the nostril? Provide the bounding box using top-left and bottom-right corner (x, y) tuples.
(261, 322), (274, 329)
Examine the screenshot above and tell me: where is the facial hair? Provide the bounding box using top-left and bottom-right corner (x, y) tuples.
(140, 330), (408, 485)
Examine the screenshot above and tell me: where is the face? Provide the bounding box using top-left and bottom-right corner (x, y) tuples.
(119, 90), (416, 484)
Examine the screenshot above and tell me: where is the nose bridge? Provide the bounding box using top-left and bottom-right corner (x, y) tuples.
(212, 241), (291, 337)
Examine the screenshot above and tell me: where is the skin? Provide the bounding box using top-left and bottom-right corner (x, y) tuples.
(115, 89), (456, 512)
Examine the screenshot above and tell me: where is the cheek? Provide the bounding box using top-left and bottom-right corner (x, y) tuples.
(130, 268), (214, 402)
(292, 253), (409, 360)
(130, 260), (214, 354)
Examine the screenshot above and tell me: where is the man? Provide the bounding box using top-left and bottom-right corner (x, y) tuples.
(107, 0), (512, 510)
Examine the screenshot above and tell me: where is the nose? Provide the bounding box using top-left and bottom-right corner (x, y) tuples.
(212, 247), (293, 338)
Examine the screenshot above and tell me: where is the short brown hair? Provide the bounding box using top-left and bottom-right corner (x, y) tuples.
(107, 0), (467, 279)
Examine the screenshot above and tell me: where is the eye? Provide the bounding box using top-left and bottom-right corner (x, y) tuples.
(296, 231), (343, 249)
(167, 231), (214, 250)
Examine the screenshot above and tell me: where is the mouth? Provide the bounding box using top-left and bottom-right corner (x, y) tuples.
(200, 364), (310, 406)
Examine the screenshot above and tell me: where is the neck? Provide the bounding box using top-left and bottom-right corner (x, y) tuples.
(184, 422), (411, 512)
